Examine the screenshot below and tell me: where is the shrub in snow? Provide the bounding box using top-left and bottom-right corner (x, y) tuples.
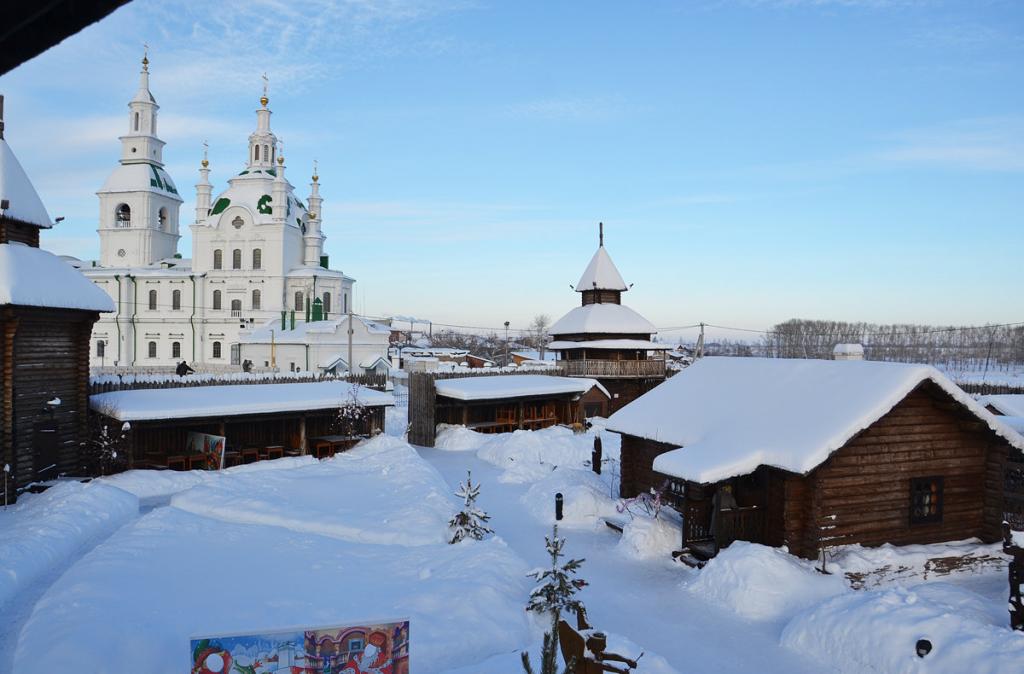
(617, 479), (669, 520)
(781, 583), (1024, 674)
(449, 470), (493, 543)
(521, 615), (575, 674)
(334, 383), (367, 436)
(81, 420), (131, 475)
(685, 541), (847, 621)
(616, 516), (680, 561)
(526, 524), (587, 620)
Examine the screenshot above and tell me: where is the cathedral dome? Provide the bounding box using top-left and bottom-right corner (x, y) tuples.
(203, 172), (308, 229)
(98, 162), (181, 201)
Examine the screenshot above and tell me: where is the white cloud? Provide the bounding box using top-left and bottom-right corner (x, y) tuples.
(874, 117), (1024, 171)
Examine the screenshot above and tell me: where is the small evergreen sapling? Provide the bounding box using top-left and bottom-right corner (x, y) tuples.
(521, 614), (575, 674)
(526, 524), (587, 619)
(448, 470), (493, 543)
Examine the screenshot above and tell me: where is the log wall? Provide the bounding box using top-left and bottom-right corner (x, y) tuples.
(0, 217), (41, 247)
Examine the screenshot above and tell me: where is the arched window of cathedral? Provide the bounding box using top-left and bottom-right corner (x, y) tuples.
(323, 292), (331, 315)
(172, 342), (181, 358)
(254, 145), (260, 161)
(148, 289), (157, 310)
(263, 144), (269, 162)
(159, 207), (169, 231)
(213, 290), (222, 310)
(230, 299), (242, 316)
(172, 289), (181, 311)
(134, 112), (139, 131)
(213, 341), (222, 359)
(116, 204), (131, 228)
(213, 249), (223, 270)
(232, 249), (242, 270)
(252, 289), (261, 310)
(294, 291), (303, 311)
(343, 293), (348, 314)
(252, 248), (262, 270)
(97, 341), (105, 358)
(148, 341), (157, 358)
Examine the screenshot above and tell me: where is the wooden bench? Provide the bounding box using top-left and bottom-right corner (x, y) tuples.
(166, 455), (187, 471)
(241, 447), (261, 464)
(264, 445), (285, 460)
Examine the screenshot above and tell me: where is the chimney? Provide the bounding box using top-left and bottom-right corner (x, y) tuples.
(833, 343), (864, 361)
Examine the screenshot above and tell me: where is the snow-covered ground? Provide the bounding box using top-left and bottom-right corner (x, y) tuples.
(0, 404), (1020, 673)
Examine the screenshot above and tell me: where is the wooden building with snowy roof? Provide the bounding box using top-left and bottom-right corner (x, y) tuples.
(606, 356), (1024, 562)
(0, 97), (116, 495)
(548, 224), (668, 413)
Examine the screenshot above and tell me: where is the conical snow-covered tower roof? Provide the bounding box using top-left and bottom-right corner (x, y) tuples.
(0, 96), (52, 228)
(575, 222), (627, 292)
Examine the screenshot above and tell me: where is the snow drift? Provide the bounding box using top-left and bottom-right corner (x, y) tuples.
(685, 541), (848, 621)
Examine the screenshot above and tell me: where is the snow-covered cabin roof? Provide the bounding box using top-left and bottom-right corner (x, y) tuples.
(978, 394), (1024, 417)
(98, 162), (181, 201)
(434, 375), (609, 401)
(549, 303), (656, 336)
(576, 245), (627, 292)
(547, 339), (671, 351)
(0, 243), (116, 312)
(90, 380), (393, 422)
(606, 356), (1024, 484)
(0, 138), (51, 227)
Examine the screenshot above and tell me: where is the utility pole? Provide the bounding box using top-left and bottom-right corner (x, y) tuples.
(504, 321), (510, 367)
(696, 322), (705, 359)
(347, 306), (355, 379)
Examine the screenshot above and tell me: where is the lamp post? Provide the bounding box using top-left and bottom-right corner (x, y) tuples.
(504, 321), (510, 367)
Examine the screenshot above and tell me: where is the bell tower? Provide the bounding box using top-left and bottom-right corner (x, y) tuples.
(97, 52), (183, 268)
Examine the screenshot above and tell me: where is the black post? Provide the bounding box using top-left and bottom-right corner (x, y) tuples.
(555, 492), (563, 521)
(592, 436), (602, 475)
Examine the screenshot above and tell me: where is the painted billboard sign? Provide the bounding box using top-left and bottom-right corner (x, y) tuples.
(186, 431), (226, 470)
(190, 619), (410, 674)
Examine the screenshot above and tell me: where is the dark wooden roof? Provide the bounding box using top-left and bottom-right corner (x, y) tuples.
(0, 0), (130, 76)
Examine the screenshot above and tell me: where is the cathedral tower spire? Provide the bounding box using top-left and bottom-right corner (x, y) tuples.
(195, 141), (212, 223)
(304, 160), (325, 267)
(272, 141), (288, 225)
(97, 52), (183, 268)
(247, 75), (278, 170)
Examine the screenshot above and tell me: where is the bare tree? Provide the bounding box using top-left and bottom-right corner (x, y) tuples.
(529, 314), (552, 359)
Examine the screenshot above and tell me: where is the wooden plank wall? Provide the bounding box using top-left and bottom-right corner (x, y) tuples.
(794, 382), (1007, 558)
(407, 373), (436, 447)
(8, 307), (98, 490)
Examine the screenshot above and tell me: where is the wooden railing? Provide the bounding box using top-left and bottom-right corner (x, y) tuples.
(559, 359), (666, 378)
(713, 506), (765, 549)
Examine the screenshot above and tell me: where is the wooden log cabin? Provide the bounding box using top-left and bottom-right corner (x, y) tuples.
(1, 98), (116, 497)
(88, 380), (393, 469)
(408, 373), (609, 446)
(548, 224), (668, 413)
(978, 394), (1024, 529)
(607, 356), (1024, 562)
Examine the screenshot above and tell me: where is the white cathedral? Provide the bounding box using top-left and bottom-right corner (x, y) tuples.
(81, 57), (391, 373)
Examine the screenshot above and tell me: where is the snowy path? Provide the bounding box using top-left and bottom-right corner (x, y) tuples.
(418, 445), (821, 673)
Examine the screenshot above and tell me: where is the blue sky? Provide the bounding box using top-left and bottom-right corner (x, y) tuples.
(1, 0), (1021, 340)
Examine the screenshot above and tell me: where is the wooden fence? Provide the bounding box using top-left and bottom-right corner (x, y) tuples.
(89, 371), (389, 395)
(560, 359), (666, 379)
(957, 382), (1024, 396)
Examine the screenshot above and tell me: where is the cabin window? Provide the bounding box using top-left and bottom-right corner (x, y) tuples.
(323, 292), (331, 314)
(252, 248), (262, 270)
(232, 249), (242, 270)
(172, 341), (181, 358)
(115, 203), (131, 227)
(148, 341), (157, 358)
(96, 341), (105, 358)
(252, 289), (261, 310)
(172, 289), (181, 310)
(148, 289), (157, 310)
(910, 476), (944, 525)
(294, 291), (303, 311)
(213, 249), (222, 270)
(212, 290), (222, 310)
(213, 341), (222, 359)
